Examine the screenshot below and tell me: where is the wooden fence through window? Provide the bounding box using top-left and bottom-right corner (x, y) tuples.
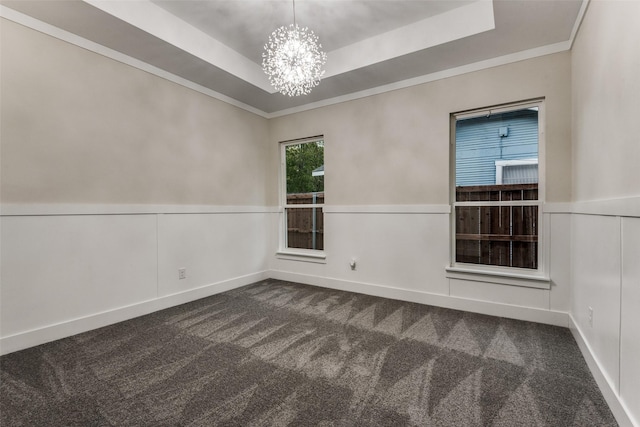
(285, 185), (538, 267)
(286, 193), (324, 250)
(455, 184), (538, 269)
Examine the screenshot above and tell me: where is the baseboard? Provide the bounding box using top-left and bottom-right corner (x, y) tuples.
(269, 270), (570, 327)
(569, 314), (637, 427)
(0, 270), (269, 356)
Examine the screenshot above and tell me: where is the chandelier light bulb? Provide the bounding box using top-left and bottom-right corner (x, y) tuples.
(262, 24), (327, 97)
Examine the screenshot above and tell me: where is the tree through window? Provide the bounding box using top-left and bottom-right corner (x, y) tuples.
(281, 138), (324, 251)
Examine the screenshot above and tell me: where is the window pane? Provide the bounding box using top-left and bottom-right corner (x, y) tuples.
(285, 140), (324, 196)
(286, 207), (323, 250)
(282, 138), (324, 252)
(455, 108), (538, 200)
(455, 205), (538, 269)
(453, 105), (541, 271)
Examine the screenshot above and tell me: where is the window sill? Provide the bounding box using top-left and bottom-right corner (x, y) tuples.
(445, 265), (550, 289)
(276, 250), (327, 264)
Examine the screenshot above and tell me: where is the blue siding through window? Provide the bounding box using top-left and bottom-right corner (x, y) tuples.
(455, 109), (538, 186)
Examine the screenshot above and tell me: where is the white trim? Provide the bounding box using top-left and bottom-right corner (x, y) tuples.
(0, 270), (269, 356)
(323, 205), (451, 214)
(495, 158), (538, 185)
(267, 41), (570, 118)
(270, 270), (569, 327)
(570, 314), (638, 427)
(571, 197), (640, 218)
(445, 266), (551, 289)
(455, 101), (543, 121)
(544, 197), (640, 218)
(618, 216), (623, 402)
(275, 250), (327, 264)
(543, 202), (575, 214)
(0, 204), (279, 216)
(570, 0), (591, 50)
(0, 5), (270, 119)
(15, 201), (636, 218)
(494, 159), (538, 167)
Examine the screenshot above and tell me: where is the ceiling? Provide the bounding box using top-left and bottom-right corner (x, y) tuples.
(1, 0), (584, 116)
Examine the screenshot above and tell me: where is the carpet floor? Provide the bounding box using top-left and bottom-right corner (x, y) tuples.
(1, 279), (617, 426)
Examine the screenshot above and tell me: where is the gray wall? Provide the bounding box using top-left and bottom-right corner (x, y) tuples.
(1, 19), (272, 206)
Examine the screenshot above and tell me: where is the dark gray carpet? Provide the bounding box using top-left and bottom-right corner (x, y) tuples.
(1, 279), (617, 426)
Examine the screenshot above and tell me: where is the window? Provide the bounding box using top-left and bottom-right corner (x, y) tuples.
(495, 159), (538, 185)
(450, 101), (546, 279)
(280, 137), (324, 255)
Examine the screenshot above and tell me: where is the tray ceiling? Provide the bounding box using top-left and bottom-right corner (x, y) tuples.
(1, 0), (584, 116)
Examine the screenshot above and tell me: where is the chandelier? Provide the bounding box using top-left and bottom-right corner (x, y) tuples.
(262, 0), (327, 97)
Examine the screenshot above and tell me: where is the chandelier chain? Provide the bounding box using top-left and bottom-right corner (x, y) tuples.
(292, 0), (296, 27)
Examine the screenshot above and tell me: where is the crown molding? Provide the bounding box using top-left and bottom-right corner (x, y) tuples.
(2, 2), (584, 120)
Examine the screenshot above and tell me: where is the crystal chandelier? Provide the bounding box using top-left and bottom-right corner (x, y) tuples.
(262, 0), (327, 97)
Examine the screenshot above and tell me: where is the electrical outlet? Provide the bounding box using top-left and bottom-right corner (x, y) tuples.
(588, 306), (593, 327)
(178, 268), (187, 280)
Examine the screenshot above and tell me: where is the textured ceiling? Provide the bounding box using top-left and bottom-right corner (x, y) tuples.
(1, 0), (584, 116)
(152, 1), (476, 63)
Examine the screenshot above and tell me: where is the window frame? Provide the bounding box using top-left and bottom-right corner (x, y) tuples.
(277, 136), (326, 262)
(446, 99), (550, 288)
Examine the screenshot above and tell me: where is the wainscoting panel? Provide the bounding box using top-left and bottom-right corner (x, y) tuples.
(1, 208), (273, 355)
(157, 213), (271, 297)
(620, 217), (640, 426)
(322, 212), (450, 294)
(0, 214), (158, 338)
(571, 214), (622, 394)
